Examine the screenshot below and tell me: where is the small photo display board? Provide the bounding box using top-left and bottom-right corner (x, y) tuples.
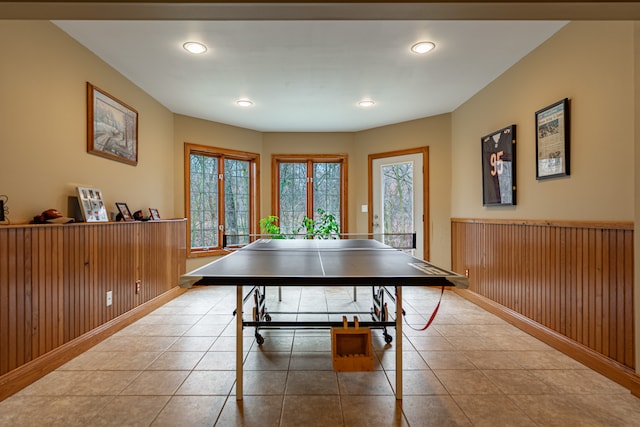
(76, 186), (109, 222)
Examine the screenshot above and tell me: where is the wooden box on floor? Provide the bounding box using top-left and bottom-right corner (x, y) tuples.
(331, 316), (374, 372)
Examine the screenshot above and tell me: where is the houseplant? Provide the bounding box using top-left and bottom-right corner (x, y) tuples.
(259, 208), (339, 239)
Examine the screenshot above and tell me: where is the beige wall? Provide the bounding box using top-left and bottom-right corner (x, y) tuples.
(172, 114), (263, 217)
(2, 20), (635, 255)
(172, 115), (263, 271)
(354, 114), (452, 268)
(261, 132), (356, 224)
(0, 21), (175, 223)
(175, 123), (453, 270)
(175, 121), (454, 268)
(451, 21), (635, 221)
(452, 20), (638, 373)
(3, 21), (638, 369)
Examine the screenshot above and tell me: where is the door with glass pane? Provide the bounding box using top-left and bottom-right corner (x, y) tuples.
(371, 151), (425, 259)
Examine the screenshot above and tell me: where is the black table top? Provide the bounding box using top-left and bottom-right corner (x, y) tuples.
(183, 238), (468, 288)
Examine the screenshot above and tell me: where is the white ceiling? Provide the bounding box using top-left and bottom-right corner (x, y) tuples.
(53, 20), (567, 132)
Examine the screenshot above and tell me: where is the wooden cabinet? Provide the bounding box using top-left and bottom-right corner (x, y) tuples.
(0, 220), (186, 377)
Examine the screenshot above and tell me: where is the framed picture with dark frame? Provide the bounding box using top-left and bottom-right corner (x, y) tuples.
(87, 82), (139, 166)
(115, 202), (134, 221)
(149, 208), (161, 220)
(481, 125), (516, 206)
(535, 98), (570, 180)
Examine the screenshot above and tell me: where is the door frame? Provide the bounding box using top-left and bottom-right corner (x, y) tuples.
(368, 147), (429, 261)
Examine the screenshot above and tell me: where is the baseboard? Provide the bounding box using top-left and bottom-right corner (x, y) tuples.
(453, 288), (640, 398)
(0, 286), (188, 402)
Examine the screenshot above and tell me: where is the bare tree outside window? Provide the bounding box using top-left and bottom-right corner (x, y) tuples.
(190, 153), (218, 249)
(279, 162), (307, 235)
(224, 159), (250, 246)
(381, 162), (413, 249)
(274, 155), (346, 237)
(313, 162), (341, 230)
(185, 144), (258, 256)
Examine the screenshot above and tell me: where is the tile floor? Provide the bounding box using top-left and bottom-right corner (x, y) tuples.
(1, 285), (640, 426)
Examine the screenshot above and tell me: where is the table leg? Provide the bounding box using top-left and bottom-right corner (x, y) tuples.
(236, 285), (243, 400)
(396, 285), (402, 400)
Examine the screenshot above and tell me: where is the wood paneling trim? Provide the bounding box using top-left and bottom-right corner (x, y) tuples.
(452, 217), (633, 230)
(0, 286), (187, 402)
(0, 220), (186, 387)
(451, 218), (635, 387)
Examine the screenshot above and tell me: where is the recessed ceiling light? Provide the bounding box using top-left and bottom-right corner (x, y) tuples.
(183, 41), (207, 54)
(411, 41), (435, 54)
(358, 100), (375, 108)
(236, 99), (254, 107)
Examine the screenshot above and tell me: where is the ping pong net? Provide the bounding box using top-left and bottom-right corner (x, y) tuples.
(222, 232), (417, 252)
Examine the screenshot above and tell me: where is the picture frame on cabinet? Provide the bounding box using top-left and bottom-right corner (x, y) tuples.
(116, 202), (134, 221)
(149, 208), (161, 220)
(76, 186), (109, 222)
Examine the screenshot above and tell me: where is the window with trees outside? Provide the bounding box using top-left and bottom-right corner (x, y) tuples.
(185, 143), (259, 256)
(272, 154), (347, 236)
(381, 161), (414, 250)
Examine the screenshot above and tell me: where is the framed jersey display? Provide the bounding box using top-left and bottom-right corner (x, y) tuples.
(536, 98), (570, 180)
(481, 125), (516, 206)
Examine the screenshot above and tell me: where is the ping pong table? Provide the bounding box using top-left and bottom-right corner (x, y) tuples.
(181, 238), (468, 400)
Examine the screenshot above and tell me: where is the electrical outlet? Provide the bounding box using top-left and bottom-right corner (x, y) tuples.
(135, 280), (141, 294)
(465, 268), (470, 278)
(106, 290), (113, 306)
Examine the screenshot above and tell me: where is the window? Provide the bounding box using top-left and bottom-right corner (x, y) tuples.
(185, 143), (259, 256)
(273, 154), (347, 235)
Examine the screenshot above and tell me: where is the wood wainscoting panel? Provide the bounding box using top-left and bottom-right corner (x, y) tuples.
(0, 220), (186, 380)
(451, 218), (634, 370)
(0, 227), (65, 375)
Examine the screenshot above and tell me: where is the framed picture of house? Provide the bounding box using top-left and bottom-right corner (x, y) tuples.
(481, 125), (516, 206)
(536, 98), (570, 180)
(87, 82), (138, 166)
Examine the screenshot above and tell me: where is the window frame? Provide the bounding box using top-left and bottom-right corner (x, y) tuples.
(271, 154), (348, 234)
(185, 143), (260, 257)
